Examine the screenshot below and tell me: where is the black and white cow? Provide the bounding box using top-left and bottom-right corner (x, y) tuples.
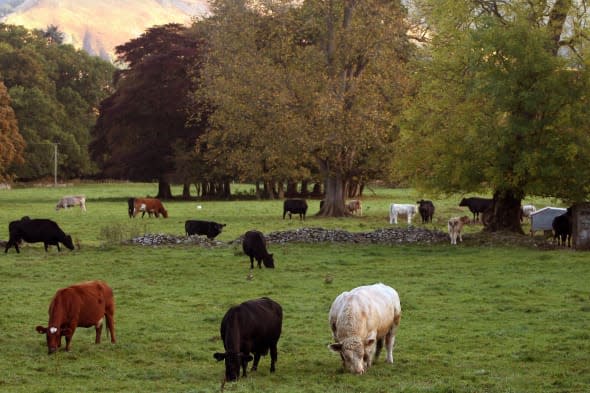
(185, 220), (226, 239)
(213, 297), (283, 381)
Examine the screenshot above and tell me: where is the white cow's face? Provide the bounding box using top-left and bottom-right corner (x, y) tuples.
(329, 337), (367, 374)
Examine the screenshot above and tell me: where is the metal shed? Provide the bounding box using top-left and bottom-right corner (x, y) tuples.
(530, 207), (567, 235)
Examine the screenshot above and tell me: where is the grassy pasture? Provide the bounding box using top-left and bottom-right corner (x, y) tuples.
(0, 183), (588, 393)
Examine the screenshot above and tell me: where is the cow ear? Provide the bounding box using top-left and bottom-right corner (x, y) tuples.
(213, 352), (226, 362)
(328, 343), (342, 352)
(36, 326), (47, 334)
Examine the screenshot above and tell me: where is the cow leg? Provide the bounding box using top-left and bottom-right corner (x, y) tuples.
(251, 353), (261, 371)
(249, 256), (255, 269)
(385, 315), (401, 364)
(95, 322), (103, 344)
(64, 329), (76, 352)
(56, 242), (61, 252)
(257, 258), (262, 269)
(44, 242), (49, 252)
(241, 357), (248, 377)
(269, 344), (278, 373)
(374, 338), (383, 361)
(106, 309), (116, 343)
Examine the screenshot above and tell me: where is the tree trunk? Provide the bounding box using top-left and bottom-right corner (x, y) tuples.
(182, 183), (191, 200)
(156, 179), (173, 200)
(483, 188), (524, 234)
(317, 173), (348, 217)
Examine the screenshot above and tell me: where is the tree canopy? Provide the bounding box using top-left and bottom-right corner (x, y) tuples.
(194, 0), (412, 210)
(0, 23), (115, 180)
(90, 23), (210, 198)
(0, 80), (24, 181)
(395, 0), (590, 232)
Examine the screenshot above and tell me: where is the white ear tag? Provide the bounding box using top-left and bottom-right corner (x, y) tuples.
(49, 327), (58, 334)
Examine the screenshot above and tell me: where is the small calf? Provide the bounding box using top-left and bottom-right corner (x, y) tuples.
(346, 200), (363, 216)
(448, 216), (471, 245)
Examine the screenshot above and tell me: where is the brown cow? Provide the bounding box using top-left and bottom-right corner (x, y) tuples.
(35, 280), (116, 354)
(132, 197), (168, 218)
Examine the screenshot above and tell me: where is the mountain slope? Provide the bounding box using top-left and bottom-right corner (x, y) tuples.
(1, 0), (210, 61)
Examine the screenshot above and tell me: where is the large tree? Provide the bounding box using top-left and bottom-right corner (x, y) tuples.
(195, 0), (412, 211)
(0, 80), (24, 181)
(90, 24), (209, 199)
(396, 0), (590, 233)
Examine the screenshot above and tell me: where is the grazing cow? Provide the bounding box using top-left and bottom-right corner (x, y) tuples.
(448, 216), (471, 245)
(185, 220), (226, 239)
(459, 197), (493, 222)
(132, 198), (168, 218)
(346, 200), (363, 216)
(328, 283), (401, 375)
(213, 297), (283, 381)
(520, 204), (537, 222)
(283, 199), (308, 220)
(416, 200), (435, 224)
(35, 280), (116, 354)
(389, 203), (417, 224)
(55, 195), (86, 211)
(5, 218), (74, 253)
(242, 230), (274, 269)
(552, 208), (572, 247)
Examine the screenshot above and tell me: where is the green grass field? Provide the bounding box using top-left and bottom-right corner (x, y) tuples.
(0, 183), (588, 393)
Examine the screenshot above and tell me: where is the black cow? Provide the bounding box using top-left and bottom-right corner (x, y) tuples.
(552, 208), (572, 247)
(127, 198), (135, 218)
(459, 197), (493, 222)
(185, 220), (226, 239)
(242, 230), (274, 269)
(417, 199), (435, 223)
(213, 297), (283, 382)
(283, 199), (308, 220)
(5, 219), (75, 253)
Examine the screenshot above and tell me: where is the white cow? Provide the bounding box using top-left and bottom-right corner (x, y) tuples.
(389, 203), (416, 224)
(55, 195), (86, 211)
(328, 283), (402, 374)
(448, 216), (470, 245)
(521, 204), (536, 221)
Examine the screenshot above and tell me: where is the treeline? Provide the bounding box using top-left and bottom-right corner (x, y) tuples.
(0, 23), (115, 181)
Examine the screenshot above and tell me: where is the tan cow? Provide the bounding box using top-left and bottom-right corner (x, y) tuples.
(448, 216), (471, 245)
(328, 283), (401, 374)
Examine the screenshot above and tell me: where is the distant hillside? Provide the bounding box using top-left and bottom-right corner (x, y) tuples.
(1, 0), (210, 62)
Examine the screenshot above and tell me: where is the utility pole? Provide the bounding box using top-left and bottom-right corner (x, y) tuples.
(53, 143), (58, 186)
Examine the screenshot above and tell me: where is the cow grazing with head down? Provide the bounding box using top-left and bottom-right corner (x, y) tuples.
(35, 280), (116, 354)
(459, 197), (493, 222)
(5, 218), (74, 253)
(328, 283), (401, 375)
(132, 198), (168, 218)
(416, 200), (435, 224)
(185, 220), (226, 239)
(242, 230), (274, 269)
(56, 195), (86, 211)
(448, 216), (471, 245)
(283, 199), (308, 220)
(389, 204), (416, 224)
(214, 297), (283, 382)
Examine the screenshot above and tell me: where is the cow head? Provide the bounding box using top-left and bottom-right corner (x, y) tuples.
(160, 208), (169, 218)
(36, 325), (72, 354)
(263, 254), (275, 268)
(207, 223), (226, 239)
(214, 351), (253, 381)
(328, 335), (374, 374)
(63, 235), (75, 251)
(458, 198), (468, 207)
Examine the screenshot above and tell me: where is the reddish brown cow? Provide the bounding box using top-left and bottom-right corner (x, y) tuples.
(132, 198), (168, 218)
(35, 280), (116, 354)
